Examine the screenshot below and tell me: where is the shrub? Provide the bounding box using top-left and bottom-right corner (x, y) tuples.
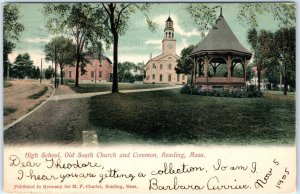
(180, 84), (263, 98)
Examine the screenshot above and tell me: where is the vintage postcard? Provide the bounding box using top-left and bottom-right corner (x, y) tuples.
(2, 2), (296, 193)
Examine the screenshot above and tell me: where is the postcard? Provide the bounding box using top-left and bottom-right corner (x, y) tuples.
(3, 2), (296, 193)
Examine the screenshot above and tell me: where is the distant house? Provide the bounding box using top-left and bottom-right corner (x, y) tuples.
(64, 56), (112, 82)
(144, 16), (187, 84)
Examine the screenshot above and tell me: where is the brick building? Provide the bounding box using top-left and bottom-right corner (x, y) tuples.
(64, 56), (112, 82)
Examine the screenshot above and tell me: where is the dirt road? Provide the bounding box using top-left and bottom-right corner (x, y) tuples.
(4, 80), (53, 126)
(4, 84), (91, 145)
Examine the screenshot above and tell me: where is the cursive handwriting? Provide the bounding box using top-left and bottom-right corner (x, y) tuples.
(149, 177), (205, 191)
(46, 158), (103, 169)
(207, 176), (250, 190)
(9, 155), (41, 168)
(151, 162), (205, 176)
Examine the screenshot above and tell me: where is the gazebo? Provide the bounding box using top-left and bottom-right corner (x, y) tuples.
(191, 9), (252, 90)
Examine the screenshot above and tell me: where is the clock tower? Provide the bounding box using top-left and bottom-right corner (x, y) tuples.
(162, 16), (176, 56)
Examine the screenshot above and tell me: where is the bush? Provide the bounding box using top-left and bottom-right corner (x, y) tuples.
(180, 84), (263, 98)
(64, 79), (75, 84)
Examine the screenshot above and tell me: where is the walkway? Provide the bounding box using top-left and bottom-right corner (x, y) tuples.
(4, 84), (181, 145)
(51, 85), (182, 101)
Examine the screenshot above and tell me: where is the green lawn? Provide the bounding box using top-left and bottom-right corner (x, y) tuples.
(68, 82), (171, 93)
(89, 89), (295, 145)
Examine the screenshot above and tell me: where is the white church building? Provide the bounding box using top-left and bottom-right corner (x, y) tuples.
(144, 16), (187, 84)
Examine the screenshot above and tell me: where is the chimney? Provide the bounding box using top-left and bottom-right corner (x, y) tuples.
(150, 53), (152, 60)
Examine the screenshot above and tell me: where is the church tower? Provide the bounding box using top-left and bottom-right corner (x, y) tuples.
(162, 16), (176, 56)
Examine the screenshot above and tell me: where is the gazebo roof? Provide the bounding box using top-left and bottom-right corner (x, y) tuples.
(191, 13), (252, 58)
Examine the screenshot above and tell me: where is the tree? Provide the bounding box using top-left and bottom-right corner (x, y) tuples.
(247, 29), (276, 91)
(118, 61), (135, 83)
(11, 53), (34, 79)
(44, 66), (54, 79)
(237, 3), (295, 94)
(3, 4), (24, 79)
(44, 36), (76, 85)
(101, 3), (156, 92)
(175, 45), (196, 84)
(274, 27), (296, 94)
(43, 3), (111, 87)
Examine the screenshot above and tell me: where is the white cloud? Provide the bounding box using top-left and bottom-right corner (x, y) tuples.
(152, 14), (202, 37)
(8, 50), (52, 68)
(107, 53), (151, 64)
(145, 39), (161, 45)
(176, 38), (189, 55)
(25, 37), (51, 44)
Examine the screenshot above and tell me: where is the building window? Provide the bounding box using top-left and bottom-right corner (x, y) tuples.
(182, 75), (185, 80)
(152, 74), (155, 80)
(99, 71), (103, 78)
(152, 63), (156, 69)
(177, 74), (180, 82)
(69, 71), (72, 78)
(91, 71), (94, 78)
(168, 74), (171, 82)
(160, 64), (163, 69)
(168, 64), (172, 70)
(160, 74), (163, 81)
(168, 57), (172, 59)
(100, 62), (103, 67)
(84, 72), (88, 77)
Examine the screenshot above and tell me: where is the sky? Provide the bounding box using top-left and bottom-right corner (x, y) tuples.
(8, 3), (284, 68)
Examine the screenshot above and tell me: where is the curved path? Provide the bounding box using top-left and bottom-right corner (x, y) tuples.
(4, 85), (181, 145)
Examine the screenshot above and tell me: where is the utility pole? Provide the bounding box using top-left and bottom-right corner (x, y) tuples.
(54, 45), (57, 88)
(40, 58), (42, 84)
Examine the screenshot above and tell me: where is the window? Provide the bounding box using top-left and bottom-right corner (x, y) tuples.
(84, 72), (88, 77)
(168, 74), (171, 82)
(168, 57), (172, 60)
(160, 64), (163, 69)
(160, 74), (163, 81)
(91, 71), (94, 78)
(182, 75), (185, 80)
(177, 74), (180, 82)
(99, 71), (103, 78)
(69, 71), (72, 78)
(168, 64), (172, 70)
(152, 74), (155, 80)
(100, 62), (103, 67)
(152, 63), (156, 69)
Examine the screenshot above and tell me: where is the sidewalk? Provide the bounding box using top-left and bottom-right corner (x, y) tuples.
(4, 84), (181, 145)
(51, 85), (182, 101)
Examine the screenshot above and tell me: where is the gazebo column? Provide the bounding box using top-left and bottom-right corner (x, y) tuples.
(193, 57), (197, 84)
(227, 55), (232, 83)
(204, 55), (208, 83)
(244, 59), (248, 83)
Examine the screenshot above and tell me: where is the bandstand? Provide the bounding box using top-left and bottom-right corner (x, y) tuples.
(191, 10), (252, 90)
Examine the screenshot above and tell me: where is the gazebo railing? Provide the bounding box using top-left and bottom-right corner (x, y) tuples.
(195, 77), (244, 84)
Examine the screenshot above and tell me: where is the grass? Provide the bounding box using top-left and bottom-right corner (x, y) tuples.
(68, 82), (171, 93)
(4, 81), (13, 88)
(4, 107), (17, 116)
(28, 86), (48, 99)
(89, 89), (295, 145)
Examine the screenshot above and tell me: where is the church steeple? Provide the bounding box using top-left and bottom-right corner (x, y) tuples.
(164, 16), (174, 39)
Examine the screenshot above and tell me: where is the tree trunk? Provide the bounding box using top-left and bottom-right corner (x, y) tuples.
(60, 64), (64, 85)
(284, 63), (287, 95)
(257, 67), (261, 91)
(112, 32), (119, 93)
(75, 46), (80, 87)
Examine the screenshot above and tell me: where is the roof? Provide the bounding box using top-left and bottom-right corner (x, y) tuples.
(166, 16), (173, 22)
(86, 55), (112, 64)
(191, 14), (252, 58)
(145, 53), (179, 67)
